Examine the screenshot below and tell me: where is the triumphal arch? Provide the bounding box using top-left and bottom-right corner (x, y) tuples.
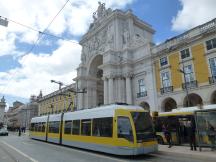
(75, 2), (157, 110)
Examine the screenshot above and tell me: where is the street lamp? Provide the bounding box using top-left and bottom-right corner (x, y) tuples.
(51, 80), (63, 90)
(178, 67), (190, 107)
(0, 16), (8, 27)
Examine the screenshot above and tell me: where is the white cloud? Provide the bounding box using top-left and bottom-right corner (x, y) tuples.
(172, 0), (216, 31)
(0, 29), (17, 56)
(0, 41), (81, 98)
(0, 0), (134, 99)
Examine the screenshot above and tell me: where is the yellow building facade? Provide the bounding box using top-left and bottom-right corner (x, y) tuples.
(39, 84), (76, 115)
(152, 18), (216, 112)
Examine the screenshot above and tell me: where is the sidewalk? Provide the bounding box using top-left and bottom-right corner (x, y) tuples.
(9, 130), (29, 136)
(159, 144), (216, 160)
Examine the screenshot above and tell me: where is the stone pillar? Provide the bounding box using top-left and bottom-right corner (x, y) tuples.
(103, 78), (108, 104)
(78, 93), (83, 109)
(126, 76), (132, 104)
(108, 77), (114, 104)
(92, 88), (97, 107)
(122, 78), (126, 103)
(117, 77), (122, 102)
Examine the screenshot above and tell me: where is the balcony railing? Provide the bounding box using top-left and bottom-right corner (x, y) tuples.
(160, 86), (173, 94)
(209, 76), (216, 84)
(182, 80), (198, 89)
(137, 91), (147, 98)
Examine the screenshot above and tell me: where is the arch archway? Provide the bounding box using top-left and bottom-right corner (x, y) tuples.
(87, 55), (104, 107)
(183, 93), (203, 107)
(210, 90), (216, 104)
(139, 102), (150, 111)
(162, 97), (177, 112)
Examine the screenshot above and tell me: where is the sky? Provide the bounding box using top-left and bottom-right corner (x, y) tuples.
(0, 0), (216, 109)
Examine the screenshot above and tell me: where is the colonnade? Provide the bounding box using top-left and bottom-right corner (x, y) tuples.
(103, 74), (133, 105)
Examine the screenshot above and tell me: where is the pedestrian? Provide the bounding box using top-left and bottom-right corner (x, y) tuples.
(187, 120), (197, 151)
(162, 123), (172, 148)
(207, 122), (216, 151)
(18, 127), (21, 136)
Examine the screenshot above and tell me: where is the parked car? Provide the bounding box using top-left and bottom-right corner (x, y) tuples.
(0, 127), (9, 136)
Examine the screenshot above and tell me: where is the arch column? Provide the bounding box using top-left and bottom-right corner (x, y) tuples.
(126, 75), (132, 104)
(78, 93), (84, 109)
(103, 77), (109, 104)
(117, 77), (122, 102)
(108, 77), (114, 103)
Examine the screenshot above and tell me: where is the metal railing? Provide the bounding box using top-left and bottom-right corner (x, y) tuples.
(137, 91), (147, 98)
(160, 86), (173, 94)
(182, 80), (198, 89)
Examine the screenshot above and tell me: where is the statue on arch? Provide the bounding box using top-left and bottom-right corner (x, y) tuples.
(97, 1), (105, 18)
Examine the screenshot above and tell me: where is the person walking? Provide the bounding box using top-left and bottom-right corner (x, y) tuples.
(162, 123), (172, 148)
(207, 122), (216, 151)
(18, 127), (21, 136)
(187, 120), (197, 151)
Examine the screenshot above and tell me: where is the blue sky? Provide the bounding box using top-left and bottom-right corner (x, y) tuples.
(0, 0), (216, 108)
(127, 0), (181, 43)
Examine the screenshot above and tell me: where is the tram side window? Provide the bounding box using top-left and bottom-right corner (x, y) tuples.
(64, 120), (72, 134)
(155, 117), (165, 132)
(53, 121), (60, 133)
(49, 121), (60, 133)
(168, 117), (179, 132)
(30, 123), (35, 131)
(38, 122), (42, 132)
(48, 122), (53, 133)
(117, 117), (133, 142)
(72, 120), (80, 135)
(81, 119), (91, 136)
(35, 123), (39, 132)
(41, 122), (46, 132)
(92, 117), (113, 137)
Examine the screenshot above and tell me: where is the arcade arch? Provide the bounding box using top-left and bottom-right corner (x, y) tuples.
(87, 55), (104, 107)
(210, 90), (216, 104)
(139, 102), (150, 111)
(183, 93), (203, 107)
(161, 97), (177, 112)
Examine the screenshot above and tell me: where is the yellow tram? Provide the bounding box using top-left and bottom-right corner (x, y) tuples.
(153, 105), (216, 146)
(30, 104), (158, 155)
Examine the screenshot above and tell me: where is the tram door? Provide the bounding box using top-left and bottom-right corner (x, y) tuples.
(178, 116), (193, 145)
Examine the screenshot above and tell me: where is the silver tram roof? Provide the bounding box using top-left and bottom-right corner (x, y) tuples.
(31, 104), (144, 122)
(159, 104), (216, 116)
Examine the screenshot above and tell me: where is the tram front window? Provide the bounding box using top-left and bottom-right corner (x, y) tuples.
(131, 112), (155, 142)
(117, 117), (134, 142)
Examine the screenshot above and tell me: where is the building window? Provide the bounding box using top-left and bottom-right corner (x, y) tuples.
(161, 71), (171, 88)
(184, 64), (194, 82)
(180, 48), (190, 60)
(92, 117), (113, 137)
(160, 57), (168, 67)
(209, 57), (216, 77)
(206, 38), (216, 50)
(138, 79), (146, 93)
(137, 79), (147, 98)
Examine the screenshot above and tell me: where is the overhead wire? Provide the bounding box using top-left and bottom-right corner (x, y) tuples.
(0, 0), (72, 97)
(26, 0), (71, 54)
(0, 15), (78, 44)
